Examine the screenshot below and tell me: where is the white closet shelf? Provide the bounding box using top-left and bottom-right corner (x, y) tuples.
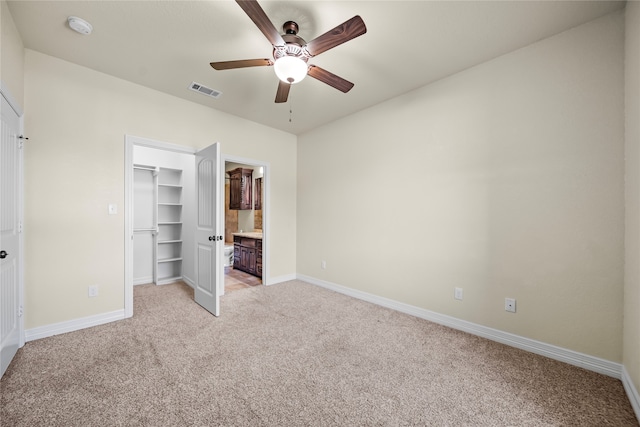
(156, 167), (184, 285)
(157, 276), (181, 285)
(158, 257), (182, 263)
(133, 165), (157, 171)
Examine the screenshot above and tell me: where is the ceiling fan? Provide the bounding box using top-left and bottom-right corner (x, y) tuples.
(210, 0), (367, 103)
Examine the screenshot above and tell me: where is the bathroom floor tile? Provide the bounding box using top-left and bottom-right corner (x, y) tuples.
(224, 267), (262, 293)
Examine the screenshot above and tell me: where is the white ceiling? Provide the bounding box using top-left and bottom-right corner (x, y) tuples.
(7, 0), (625, 135)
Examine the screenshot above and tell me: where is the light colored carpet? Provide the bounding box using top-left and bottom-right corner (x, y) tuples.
(1, 280), (637, 426)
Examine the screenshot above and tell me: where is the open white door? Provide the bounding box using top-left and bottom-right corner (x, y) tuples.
(194, 143), (221, 316)
(0, 93), (23, 376)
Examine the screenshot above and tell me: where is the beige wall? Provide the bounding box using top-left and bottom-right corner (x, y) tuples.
(1, 0), (24, 107)
(23, 50), (296, 329)
(297, 12), (625, 362)
(624, 1), (640, 402)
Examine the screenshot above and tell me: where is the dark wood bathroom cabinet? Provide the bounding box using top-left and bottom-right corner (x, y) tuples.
(228, 167), (253, 210)
(233, 235), (262, 278)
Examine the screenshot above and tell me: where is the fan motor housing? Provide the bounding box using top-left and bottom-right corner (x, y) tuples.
(274, 22), (309, 62)
(282, 21), (299, 35)
(282, 33), (306, 47)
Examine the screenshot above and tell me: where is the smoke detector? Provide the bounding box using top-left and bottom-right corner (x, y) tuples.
(68, 16), (93, 35)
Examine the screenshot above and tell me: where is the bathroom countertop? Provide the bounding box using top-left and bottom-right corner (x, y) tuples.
(232, 232), (263, 240)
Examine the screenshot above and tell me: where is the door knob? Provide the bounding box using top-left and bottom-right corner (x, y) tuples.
(0, 250), (7, 259)
(208, 236), (214, 241)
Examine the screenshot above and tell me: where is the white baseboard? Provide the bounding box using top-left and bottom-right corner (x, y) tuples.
(133, 276), (153, 286)
(297, 274), (622, 379)
(622, 365), (640, 421)
(265, 273), (297, 286)
(182, 276), (195, 288)
(25, 310), (125, 342)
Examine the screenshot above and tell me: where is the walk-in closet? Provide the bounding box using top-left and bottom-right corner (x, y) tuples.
(132, 146), (195, 286)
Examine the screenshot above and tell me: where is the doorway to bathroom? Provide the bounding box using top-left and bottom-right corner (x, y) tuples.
(222, 157), (266, 294)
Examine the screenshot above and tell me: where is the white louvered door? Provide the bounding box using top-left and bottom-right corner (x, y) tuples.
(0, 93), (22, 377)
(194, 143), (221, 316)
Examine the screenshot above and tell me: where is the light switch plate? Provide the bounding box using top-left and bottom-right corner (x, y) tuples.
(88, 285), (99, 297)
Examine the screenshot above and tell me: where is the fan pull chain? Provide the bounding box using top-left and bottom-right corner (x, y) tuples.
(289, 98), (293, 123)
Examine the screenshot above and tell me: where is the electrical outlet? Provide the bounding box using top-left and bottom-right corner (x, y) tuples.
(321, 260), (326, 270)
(88, 285), (99, 298)
(454, 287), (463, 300)
(505, 297), (516, 313)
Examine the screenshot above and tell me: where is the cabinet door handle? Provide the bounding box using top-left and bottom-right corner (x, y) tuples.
(0, 250), (7, 259)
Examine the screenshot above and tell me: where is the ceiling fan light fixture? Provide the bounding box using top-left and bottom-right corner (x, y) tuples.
(274, 56), (307, 84)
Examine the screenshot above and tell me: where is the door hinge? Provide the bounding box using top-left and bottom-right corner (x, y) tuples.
(18, 221), (23, 233)
(18, 305), (24, 317)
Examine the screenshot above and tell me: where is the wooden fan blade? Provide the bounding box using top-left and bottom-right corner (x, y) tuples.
(304, 15), (366, 57)
(275, 80), (290, 103)
(236, 0), (285, 47)
(307, 65), (354, 93)
(210, 59), (273, 70)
